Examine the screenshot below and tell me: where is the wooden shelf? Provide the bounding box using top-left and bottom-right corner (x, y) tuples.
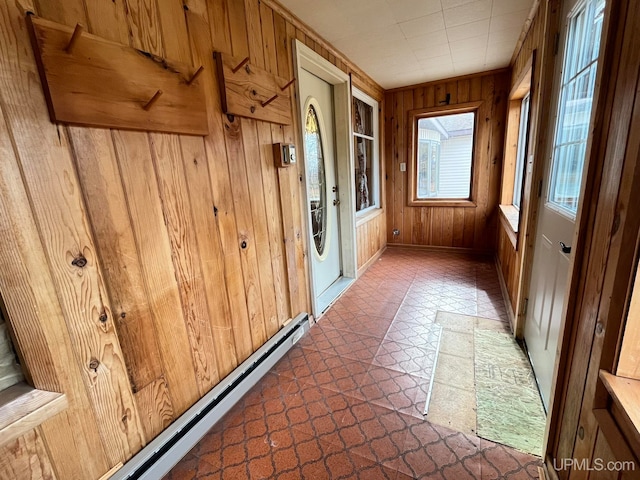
(598, 370), (640, 457)
(600, 371), (640, 433)
(0, 383), (67, 447)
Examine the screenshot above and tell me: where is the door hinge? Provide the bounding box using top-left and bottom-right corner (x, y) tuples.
(537, 180), (543, 198)
(522, 298), (529, 316)
(554, 32), (560, 56)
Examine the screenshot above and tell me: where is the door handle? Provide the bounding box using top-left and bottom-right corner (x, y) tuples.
(560, 242), (572, 254)
(333, 199), (340, 206)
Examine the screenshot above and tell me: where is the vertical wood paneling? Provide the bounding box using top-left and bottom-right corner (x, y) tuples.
(0, 0), (384, 477)
(384, 70), (509, 252)
(1, 0), (145, 465)
(0, 429), (56, 480)
(113, 130), (199, 414)
(496, 7), (545, 314)
(0, 83), (109, 480)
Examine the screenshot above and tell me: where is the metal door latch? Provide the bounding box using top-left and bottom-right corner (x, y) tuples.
(560, 242), (572, 254)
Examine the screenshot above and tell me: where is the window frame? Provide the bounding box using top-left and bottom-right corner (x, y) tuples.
(407, 101), (482, 207)
(499, 53), (535, 248)
(352, 87), (380, 217)
(513, 92), (531, 210)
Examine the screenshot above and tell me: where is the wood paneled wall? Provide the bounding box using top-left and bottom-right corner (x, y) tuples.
(384, 71), (509, 252)
(496, 6), (545, 315)
(356, 211), (387, 272)
(0, 0), (382, 478)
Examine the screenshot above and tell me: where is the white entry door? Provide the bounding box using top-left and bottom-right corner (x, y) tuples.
(524, 0), (605, 410)
(299, 68), (342, 298)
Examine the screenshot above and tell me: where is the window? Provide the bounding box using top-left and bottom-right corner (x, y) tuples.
(352, 88), (379, 214)
(513, 93), (531, 210)
(499, 55), (534, 245)
(304, 103), (327, 256)
(408, 102), (481, 206)
(548, 0), (605, 216)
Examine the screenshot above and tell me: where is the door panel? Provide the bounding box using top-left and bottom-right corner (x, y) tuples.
(524, 0), (605, 410)
(300, 68), (341, 296)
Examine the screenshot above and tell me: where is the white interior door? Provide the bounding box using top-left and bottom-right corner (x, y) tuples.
(524, 0), (605, 410)
(300, 68), (342, 297)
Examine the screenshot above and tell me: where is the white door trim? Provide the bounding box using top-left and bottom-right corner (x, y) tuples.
(293, 40), (357, 318)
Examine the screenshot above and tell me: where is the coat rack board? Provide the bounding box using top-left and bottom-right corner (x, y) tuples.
(26, 15), (208, 136)
(214, 52), (294, 125)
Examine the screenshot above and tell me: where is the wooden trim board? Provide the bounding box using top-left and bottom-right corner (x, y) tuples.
(27, 15), (208, 135)
(0, 383), (67, 448)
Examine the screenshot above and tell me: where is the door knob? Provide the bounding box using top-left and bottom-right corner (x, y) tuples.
(333, 199), (340, 206)
(560, 242), (572, 254)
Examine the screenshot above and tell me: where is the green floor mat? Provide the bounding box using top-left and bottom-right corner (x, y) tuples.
(474, 328), (546, 456)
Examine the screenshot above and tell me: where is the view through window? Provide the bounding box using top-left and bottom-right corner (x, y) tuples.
(416, 111), (475, 200)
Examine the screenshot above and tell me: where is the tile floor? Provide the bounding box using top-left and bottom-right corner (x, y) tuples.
(165, 248), (542, 479)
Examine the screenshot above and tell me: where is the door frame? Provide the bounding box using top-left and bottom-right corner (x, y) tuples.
(293, 40), (357, 318)
(512, 0), (617, 463)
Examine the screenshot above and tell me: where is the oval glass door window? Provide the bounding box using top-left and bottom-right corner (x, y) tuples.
(305, 104), (327, 256)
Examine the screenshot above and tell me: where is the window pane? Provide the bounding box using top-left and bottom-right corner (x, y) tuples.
(355, 137), (374, 211)
(353, 93), (378, 213)
(305, 105), (327, 255)
(549, 0), (605, 214)
(513, 94), (531, 210)
(354, 97), (373, 137)
(416, 112), (475, 199)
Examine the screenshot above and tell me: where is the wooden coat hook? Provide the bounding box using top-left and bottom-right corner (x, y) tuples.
(187, 65), (204, 85)
(143, 89), (163, 110)
(232, 57), (250, 73)
(261, 94), (278, 108)
(65, 23), (84, 53)
(280, 78), (296, 91)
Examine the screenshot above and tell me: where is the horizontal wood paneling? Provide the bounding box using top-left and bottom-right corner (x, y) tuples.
(384, 71), (509, 253)
(0, 0), (383, 478)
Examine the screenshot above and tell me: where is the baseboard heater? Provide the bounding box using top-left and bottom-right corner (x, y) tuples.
(111, 312), (310, 480)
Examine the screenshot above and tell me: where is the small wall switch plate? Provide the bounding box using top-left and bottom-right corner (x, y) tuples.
(400, 162), (406, 172)
(273, 143), (296, 168)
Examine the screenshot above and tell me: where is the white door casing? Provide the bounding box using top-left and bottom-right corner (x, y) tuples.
(294, 40), (357, 317)
(300, 72), (341, 295)
(524, 0), (605, 410)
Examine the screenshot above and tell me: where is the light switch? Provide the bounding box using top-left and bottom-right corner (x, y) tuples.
(400, 162), (406, 172)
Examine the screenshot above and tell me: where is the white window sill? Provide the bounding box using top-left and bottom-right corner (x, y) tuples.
(356, 207), (383, 227)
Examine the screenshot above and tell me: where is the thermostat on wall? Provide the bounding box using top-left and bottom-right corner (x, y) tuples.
(273, 143), (296, 168)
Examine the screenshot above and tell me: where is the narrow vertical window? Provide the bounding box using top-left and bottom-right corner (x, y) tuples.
(513, 93), (531, 210)
(352, 89), (379, 214)
(548, 0), (605, 215)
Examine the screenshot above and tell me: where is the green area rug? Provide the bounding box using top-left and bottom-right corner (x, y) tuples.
(474, 328), (546, 456)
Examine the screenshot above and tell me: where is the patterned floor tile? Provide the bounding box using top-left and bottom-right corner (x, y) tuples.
(165, 249), (542, 480)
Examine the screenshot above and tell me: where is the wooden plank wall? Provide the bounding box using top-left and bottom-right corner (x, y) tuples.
(0, 0), (383, 478)
(384, 70), (509, 252)
(496, 8), (544, 313)
(356, 211), (387, 271)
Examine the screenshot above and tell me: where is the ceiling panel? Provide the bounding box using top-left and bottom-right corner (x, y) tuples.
(279, 0), (534, 89)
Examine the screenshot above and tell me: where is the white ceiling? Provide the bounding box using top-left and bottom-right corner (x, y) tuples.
(279, 0), (535, 89)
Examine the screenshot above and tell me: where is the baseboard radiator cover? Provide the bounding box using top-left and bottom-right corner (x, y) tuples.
(111, 313), (310, 480)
